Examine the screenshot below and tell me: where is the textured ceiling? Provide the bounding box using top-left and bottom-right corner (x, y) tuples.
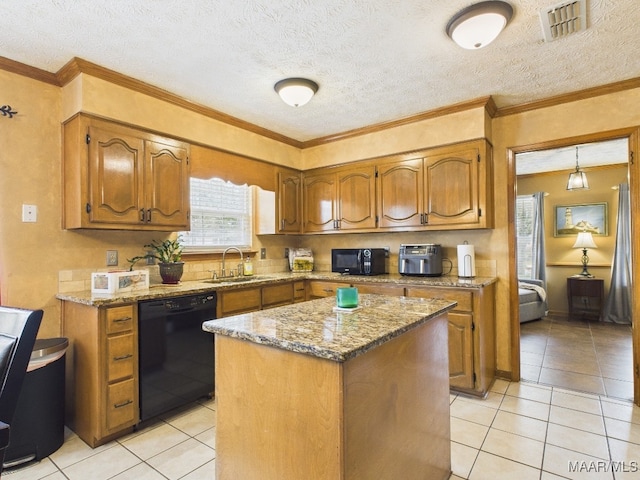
(2, 1), (640, 142)
(517, 137), (628, 175)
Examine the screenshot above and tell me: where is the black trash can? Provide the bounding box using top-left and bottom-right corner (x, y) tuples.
(3, 338), (68, 469)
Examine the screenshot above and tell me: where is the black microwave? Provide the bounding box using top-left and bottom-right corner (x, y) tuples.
(331, 248), (387, 275)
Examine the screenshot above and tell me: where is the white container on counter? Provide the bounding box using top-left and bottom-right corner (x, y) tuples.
(457, 243), (476, 278)
(91, 270), (149, 294)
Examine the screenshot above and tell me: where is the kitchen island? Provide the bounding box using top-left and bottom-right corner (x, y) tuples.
(202, 294), (456, 480)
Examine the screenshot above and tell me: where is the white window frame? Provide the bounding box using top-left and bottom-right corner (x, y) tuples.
(180, 177), (253, 253)
(516, 194), (534, 279)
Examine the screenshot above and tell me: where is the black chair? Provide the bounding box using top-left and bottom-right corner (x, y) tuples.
(0, 307), (42, 475)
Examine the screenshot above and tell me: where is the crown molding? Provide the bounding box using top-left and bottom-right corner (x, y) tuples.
(495, 77), (640, 117)
(56, 58), (305, 148)
(3, 55), (640, 149)
(300, 96), (496, 148)
(0, 56), (59, 85)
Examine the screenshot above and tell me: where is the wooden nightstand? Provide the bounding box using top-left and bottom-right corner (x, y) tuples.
(567, 277), (604, 321)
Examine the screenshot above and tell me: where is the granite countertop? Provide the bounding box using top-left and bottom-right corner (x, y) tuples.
(202, 294), (456, 362)
(56, 271), (496, 306)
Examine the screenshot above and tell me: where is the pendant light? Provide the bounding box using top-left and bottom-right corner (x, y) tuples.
(566, 146), (589, 190)
(274, 78), (319, 107)
(446, 1), (513, 50)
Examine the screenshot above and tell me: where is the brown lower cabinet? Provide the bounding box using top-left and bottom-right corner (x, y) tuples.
(262, 282), (295, 309)
(63, 302), (139, 447)
(217, 280), (307, 318)
(217, 287), (262, 317)
(405, 284), (495, 396)
(312, 279), (496, 396)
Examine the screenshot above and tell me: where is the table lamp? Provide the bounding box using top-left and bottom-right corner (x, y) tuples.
(572, 231), (597, 277)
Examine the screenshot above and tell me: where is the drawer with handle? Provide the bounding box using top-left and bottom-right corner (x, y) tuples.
(106, 378), (136, 432)
(106, 332), (135, 382)
(106, 305), (135, 334)
(405, 287), (473, 311)
(306, 280), (351, 298)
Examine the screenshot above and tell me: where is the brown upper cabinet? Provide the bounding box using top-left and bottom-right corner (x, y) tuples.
(300, 138), (493, 234)
(276, 168), (303, 233)
(303, 163), (377, 232)
(63, 114), (190, 230)
(377, 139), (493, 231)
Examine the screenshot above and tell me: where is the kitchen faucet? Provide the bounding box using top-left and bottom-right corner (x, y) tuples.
(221, 247), (244, 278)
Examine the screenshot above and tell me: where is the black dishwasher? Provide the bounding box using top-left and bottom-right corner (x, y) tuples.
(138, 292), (216, 421)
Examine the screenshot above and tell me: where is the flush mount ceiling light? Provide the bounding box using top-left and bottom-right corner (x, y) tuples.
(274, 78), (319, 107)
(446, 1), (514, 49)
(566, 146), (590, 190)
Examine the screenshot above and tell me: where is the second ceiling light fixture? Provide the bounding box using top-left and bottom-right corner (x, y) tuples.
(447, 1), (514, 49)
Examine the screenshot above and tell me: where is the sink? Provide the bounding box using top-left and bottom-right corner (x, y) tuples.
(203, 275), (270, 284)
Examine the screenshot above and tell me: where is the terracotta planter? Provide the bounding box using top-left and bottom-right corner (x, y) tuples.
(159, 262), (184, 284)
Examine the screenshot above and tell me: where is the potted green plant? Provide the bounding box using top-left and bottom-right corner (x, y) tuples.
(128, 237), (185, 284)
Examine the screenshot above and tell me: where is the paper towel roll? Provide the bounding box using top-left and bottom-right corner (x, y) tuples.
(457, 244), (476, 278)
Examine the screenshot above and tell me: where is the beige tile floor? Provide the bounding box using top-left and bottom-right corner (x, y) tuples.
(5, 381), (640, 479)
(3, 397), (217, 480)
(521, 315), (634, 401)
(449, 379), (640, 479)
(2, 370), (640, 480)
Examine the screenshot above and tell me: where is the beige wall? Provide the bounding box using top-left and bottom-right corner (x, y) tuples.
(517, 166), (628, 315)
(1, 70), (65, 337)
(301, 107), (487, 169)
(2, 66), (639, 377)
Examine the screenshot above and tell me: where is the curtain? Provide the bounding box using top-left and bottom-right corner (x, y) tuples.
(531, 192), (547, 286)
(602, 183), (632, 324)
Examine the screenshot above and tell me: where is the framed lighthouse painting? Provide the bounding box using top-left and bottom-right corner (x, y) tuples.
(554, 202), (608, 237)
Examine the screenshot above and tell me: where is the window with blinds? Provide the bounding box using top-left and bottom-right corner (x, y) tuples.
(181, 177), (252, 251)
(516, 195), (534, 278)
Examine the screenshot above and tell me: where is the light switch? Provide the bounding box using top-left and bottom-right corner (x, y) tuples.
(22, 204), (37, 222)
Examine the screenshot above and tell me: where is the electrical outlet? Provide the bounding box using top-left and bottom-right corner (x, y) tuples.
(384, 246), (390, 257)
(146, 251), (156, 265)
(260, 248), (266, 260)
(284, 247), (289, 259)
(106, 250), (118, 266)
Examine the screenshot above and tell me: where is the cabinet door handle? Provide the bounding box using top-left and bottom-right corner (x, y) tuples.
(114, 399), (133, 409)
(113, 316), (132, 323)
(113, 353), (133, 361)
(139, 208), (145, 222)
(146, 209), (151, 222)
(323, 288), (334, 293)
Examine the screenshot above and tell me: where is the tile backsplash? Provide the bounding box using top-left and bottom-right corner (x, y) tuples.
(58, 256), (496, 293)
(58, 258), (291, 293)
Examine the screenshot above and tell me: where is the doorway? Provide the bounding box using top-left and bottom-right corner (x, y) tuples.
(508, 129), (639, 405)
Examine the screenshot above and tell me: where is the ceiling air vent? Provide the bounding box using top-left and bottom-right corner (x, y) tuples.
(539, 0), (587, 42)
